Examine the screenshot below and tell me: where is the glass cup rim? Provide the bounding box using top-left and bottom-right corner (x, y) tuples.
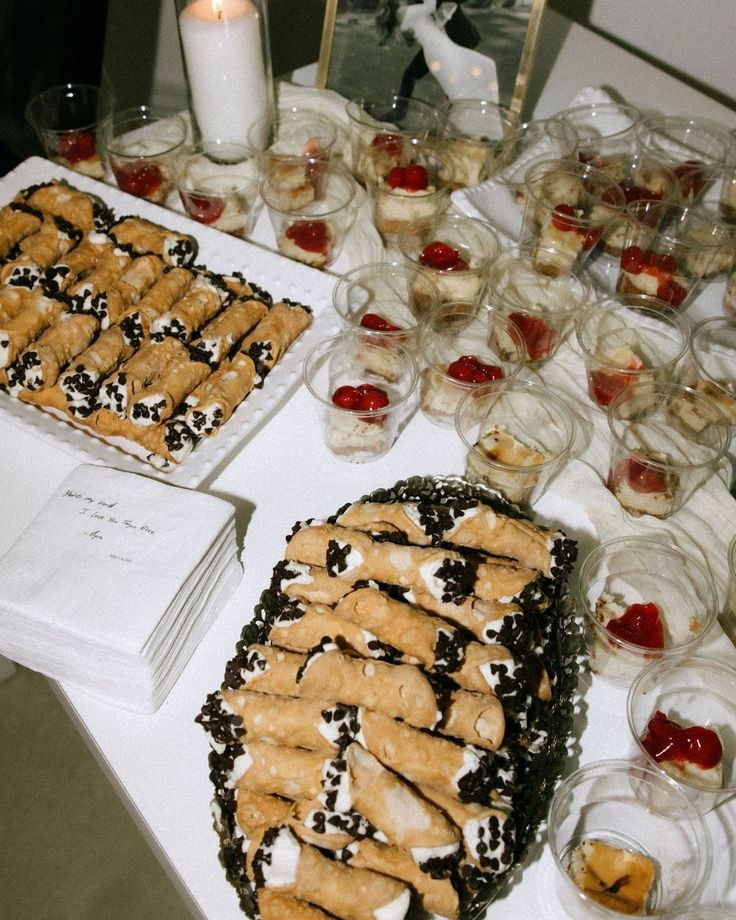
(302, 330), (419, 413)
(487, 244), (595, 315)
(397, 213), (500, 271)
(455, 378), (576, 472)
(555, 100), (642, 138)
(247, 108), (338, 156)
(346, 94), (438, 127)
(578, 534), (719, 654)
(688, 315), (736, 382)
(259, 161), (355, 218)
(173, 141), (258, 194)
(626, 654), (736, 796)
(636, 112), (731, 159)
(98, 106), (187, 157)
(523, 156), (627, 217)
(332, 260), (439, 327)
(574, 297), (692, 370)
(606, 380), (731, 471)
(25, 82), (104, 132)
(625, 198), (733, 249)
(363, 138), (455, 193)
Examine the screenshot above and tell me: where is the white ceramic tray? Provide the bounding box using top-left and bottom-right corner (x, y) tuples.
(0, 157), (340, 488)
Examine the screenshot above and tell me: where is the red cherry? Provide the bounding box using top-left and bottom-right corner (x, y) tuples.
(419, 240), (467, 271)
(624, 185), (662, 205)
(642, 711), (723, 770)
(371, 132), (403, 156)
(401, 163), (429, 191)
(582, 226), (602, 250)
(509, 312), (557, 361)
(447, 354), (503, 384)
(605, 601), (665, 649)
(356, 386), (390, 412)
(588, 368), (636, 407)
(113, 160), (163, 198)
(57, 131), (97, 164)
(387, 166), (405, 189)
(360, 312), (402, 332)
(625, 451), (669, 494)
(653, 251), (678, 274)
(551, 203), (578, 233)
(285, 220), (329, 254)
(332, 385), (360, 409)
(657, 278), (687, 308)
(179, 190), (225, 225)
(621, 245), (646, 274)
(673, 160), (705, 199)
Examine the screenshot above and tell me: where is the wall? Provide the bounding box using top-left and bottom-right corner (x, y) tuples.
(549, 0), (735, 112)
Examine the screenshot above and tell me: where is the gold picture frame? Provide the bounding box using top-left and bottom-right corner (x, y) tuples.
(316, 0), (548, 120)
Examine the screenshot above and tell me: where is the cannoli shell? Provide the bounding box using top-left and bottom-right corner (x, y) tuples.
(127, 353), (210, 426)
(110, 216), (197, 266)
(102, 254), (165, 325)
(151, 284), (224, 342)
(0, 292), (65, 368)
(439, 688), (506, 751)
(276, 562), (357, 607)
(408, 588), (523, 644)
(236, 790), (293, 837)
(239, 300), (311, 381)
(12, 312), (99, 390)
(59, 325), (135, 400)
(183, 351), (257, 436)
(268, 601), (395, 660)
(0, 203), (42, 258)
(18, 215), (79, 265)
(99, 338), (188, 411)
(233, 740), (326, 799)
(190, 297), (269, 365)
(336, 500), (434, 545)
(24, 181), (104, 231)
(229, 644), (304, 696)
(0, 287), (29, 323)
(297, 644), (439, 729)
(257, 890), (334, 920)
(46, 231), (114, 292)
(67, 247), (130, 308)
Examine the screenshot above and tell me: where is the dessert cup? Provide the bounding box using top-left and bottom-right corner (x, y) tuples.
(437, 97), (518, 188)
(616, 200), (734, 309)
(678, 317), (736, 426)
(606, 381), (730, 519)
(302, 330), (418, 462)
(98, 105), (187, 203)
(398, 213), (500, 306)
(173, 141), (262, 237)
(25, 83), (109, 179)
(486, 244), (593, 367)
(521, 157), (626, 276)
(247, 106), (338, 165)
(574, 295), (690, 410)
(495, 116), (579, 203)
(627, 656), (736, 814)
(548, 759), (711, 919)
(416, 302), (525, 428)
(346, 94), (440, 186)
(332, 260), (439, 354)
(455, 379), (576, 506)
(724, 535), (736, 646)
(260, 161), (357, 269)
(578, 535), (719, 685)
(556, 101), (641, 181)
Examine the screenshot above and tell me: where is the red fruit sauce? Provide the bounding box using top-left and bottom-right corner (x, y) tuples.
(642, 710), (723, 770)
(419, 240), (468, 271)
(370, 133), (404, 157)
(605, 601), (665, 649)
(331, 383), (390, 421)
(179, 190), (225, 225)
(285, 220), (329, 254)
(57, 131), (97, 164)
(386, 163), (429, 192)
(113, 161), (163, 198)
(359, 313), (402, 332)
(447, 354), (503, 384)
(619, 246), (687, 307)
(610, 451), (669, 495)
(509, 312), (556, 361)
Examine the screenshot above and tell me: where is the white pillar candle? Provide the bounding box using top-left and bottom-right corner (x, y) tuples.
(179, 0), (270, 147)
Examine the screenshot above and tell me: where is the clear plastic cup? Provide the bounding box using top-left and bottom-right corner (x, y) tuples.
(98, 105), (187, 203)
(578, 535), (719, 685)
(437, 97), (517, 187)
(173, 141), (262, 237)
(521, 157), (626, 276)
(486, 244), (593, 366)
(248, 106), (338, 166)
(25, 83), (108, 179)
(627, 656), (736, 814)
(416, 302), (525, 428)
(260, 160), (357, 270)
(557, 101), (642, 181)
(398, 213), (500, 306)
(302, 330), (418, 462)
(455, 378), (576, 506)
(723, 535), (736, 646)
(548, 759), (711, 919)
(678, 317), (736, 426)
(574, 295), (691, 410)
(495, 116), (579, 203)
(332, 260), (439, 353)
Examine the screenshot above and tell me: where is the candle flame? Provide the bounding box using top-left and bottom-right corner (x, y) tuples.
(212, 0), (224, 20)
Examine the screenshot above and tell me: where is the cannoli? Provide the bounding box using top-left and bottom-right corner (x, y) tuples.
(228, 644), (304, 696)
(117, 266), (195, 347)
(219, 688), (359, 753)
(0, 287), (28, 323)
(23, 180), (111, 231)
(296, 640), (440, 730)
(416, 783), (516, 878)
(343, 839), (460, 920)
(109, 215), (197, 267)
(149, 279), (226, 343)
(405, 588), (527, 645)
(323, 743), (460, 873)
(230, 739), (329, 799)
(290, 800), (376, 852)
(438, 688), (507, 752)
(182, 351), (257, 436)
(189, 296), (269, 366)
(0, 256), (43, 290)
(66, 247), (131, 316)
(249, 826), (411, 920)
(0, 202), (43, 259)
(236, 789), (293, 838)
(58, 325), (135, 406)
(272, 561), (360, 607)
(96, 337), (188, 416)
(7, 312), (99, 392)
(0, 291), (65, 368)
(18, 214), (81, 265)
(127, 352), (210, 427)
(238, 299), (311, 384)
(219, 271), (272, 305)
(92, 254), (165, 327)
(42, 231), (115, 294)
(257, 890), (334, 920)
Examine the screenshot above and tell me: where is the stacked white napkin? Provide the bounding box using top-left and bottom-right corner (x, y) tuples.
(0, 464), (241, 712)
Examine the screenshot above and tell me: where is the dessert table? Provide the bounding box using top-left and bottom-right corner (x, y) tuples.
(1, 9), (736, 919)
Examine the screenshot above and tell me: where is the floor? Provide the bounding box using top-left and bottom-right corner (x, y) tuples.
(0, 666), (194, 920)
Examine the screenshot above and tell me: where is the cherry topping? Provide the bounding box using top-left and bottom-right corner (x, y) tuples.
(419, 240), (468, 271)
(331, 382), (390, 422)
(447, 354), (503, 384)
(621, 245), (646, 274)
(656, 277), (687, 308)
(642, 710), (723, 770)
(285, 220), (329, 254)
(112, 161), (163, 198)
(605, 601), (665, 649)
(179, 190), (225, 225)
(57, 131), (97, 164)
(589, 368), (638, 407)
(509, 312), (556, 361)
(371, 133), (404, 157)
(623, 451), (669, 494)
(624, 185), (662, 205)
(360, 312), (402, 332)
(386, 163), (429, 191)
(551, 203), (579, 233)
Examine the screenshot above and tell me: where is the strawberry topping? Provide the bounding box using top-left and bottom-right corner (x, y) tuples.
(360, 313), (402, 332)
(285, 220), (329, 254)
(331, 382), (390, 422)
(509, 312), (557, 361)
(643, 710), (723, 770)
(419, 240), (468, 271)
(57, 131), (97, 164)
(447, 354), (503, 384)
(620, 246), (687, 307)
(551, 203), (579, 233)
(179, 190), (225, 225)
(605, 601), (665, 648)
(112, 161), (163, 198)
